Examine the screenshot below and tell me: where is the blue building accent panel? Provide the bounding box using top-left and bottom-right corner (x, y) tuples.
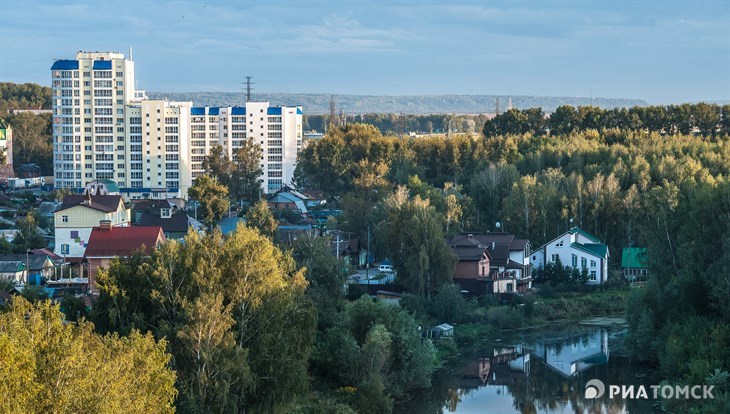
(92, 60), (112, 70)
(267, 107), (282, 115)
(231, 107), (246, 115)
(50, 60), (79, 70)
(191, 107), (206, 115)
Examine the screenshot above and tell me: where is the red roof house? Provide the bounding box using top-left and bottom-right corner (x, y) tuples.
(84, 224), (165, 292)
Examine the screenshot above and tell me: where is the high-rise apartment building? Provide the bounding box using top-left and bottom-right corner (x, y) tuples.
(52, 51), (135, 190)
(52, 51), (302, 199)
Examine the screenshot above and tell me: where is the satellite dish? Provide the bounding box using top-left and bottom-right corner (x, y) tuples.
(495, 222), (501, 229)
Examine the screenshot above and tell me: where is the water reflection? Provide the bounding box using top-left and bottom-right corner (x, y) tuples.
(399, 325), (658, 414)
(527, 328), (608, 378)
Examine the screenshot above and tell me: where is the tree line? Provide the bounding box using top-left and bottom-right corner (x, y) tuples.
(483, 103), (730, 137)
(304, 113), (489, 135)
(0, 82), (52, 113)
(296, 118), (730, 412)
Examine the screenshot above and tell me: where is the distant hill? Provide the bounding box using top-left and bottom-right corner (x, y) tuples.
(146, 92), (648, 115)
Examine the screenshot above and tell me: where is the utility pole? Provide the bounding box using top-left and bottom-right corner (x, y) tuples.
(243, 76), (254, 102)
(335, 231), (341, 262)
(366, 225), (371, 283)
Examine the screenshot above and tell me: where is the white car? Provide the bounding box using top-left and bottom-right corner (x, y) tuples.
(378, 264), (394, 273)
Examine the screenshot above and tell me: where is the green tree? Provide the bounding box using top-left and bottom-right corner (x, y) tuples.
(202, 144), (232, 187)
(378, 187), (457, 298)
(188, 175), (230, 229)
(231, 140), (263, 202)
(291, 233), (348, 329)
(12, 213), (46, 252)
(94, 226), (316, 413)
(245, 199), (277, 239)
(6, 112), (53, 175)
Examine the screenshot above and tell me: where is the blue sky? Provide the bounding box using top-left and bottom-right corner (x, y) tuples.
(1, 0), (728, 104)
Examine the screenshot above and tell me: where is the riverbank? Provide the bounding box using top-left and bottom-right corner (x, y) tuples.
(452, 289), (629, 350)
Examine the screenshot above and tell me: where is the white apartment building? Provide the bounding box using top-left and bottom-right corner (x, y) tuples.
(52, 51), (135, 190)
(53, 51), (302, 198)
(190, 103), (302, 194)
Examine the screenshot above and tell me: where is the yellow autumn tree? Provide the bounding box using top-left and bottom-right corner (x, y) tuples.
(0, 297), (176, 414)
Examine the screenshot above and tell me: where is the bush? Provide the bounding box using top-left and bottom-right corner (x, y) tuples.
(429, 284), (477, 324)
(486, 307), (524, 330)
(354, 378), (393, 414)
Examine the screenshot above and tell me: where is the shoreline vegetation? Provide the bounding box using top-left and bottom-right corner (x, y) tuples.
(0, 82), (727, 413)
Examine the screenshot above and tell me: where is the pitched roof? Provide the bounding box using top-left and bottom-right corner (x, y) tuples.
(132, 199), (173, 211)
(0, 261), (24, 273)
(85, 226), (164, 257)
(92, 178), (120, 193)
(621, 247), (647, 268)
(56, 195), (124, 214)
(570, 242), (609, 259)
(38, 201), (61, 216)
(568, 227), (602, 244)
(448, 232), (528, 266)
(268, 192), (307, 213)
(30, 248), (63, 262)
(219, 217), (246, 236)
(139, 212), (190, 233)
(0, 254), (53, 271)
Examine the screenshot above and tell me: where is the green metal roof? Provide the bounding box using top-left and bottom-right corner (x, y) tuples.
(96, 179), (119, 192)
(570, 242), (608, 259)
(621, 247), (647, 268)
(568, 227), (602, 243)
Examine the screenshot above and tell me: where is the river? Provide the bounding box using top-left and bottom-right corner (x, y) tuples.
(398, 319), (660, 413)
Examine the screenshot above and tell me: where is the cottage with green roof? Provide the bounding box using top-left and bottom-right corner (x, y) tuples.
(621, 247), (648, 281)
(530, 227), (610, 285)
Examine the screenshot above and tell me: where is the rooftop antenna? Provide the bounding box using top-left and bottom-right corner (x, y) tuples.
(243, 76), (254, 102)
(129, 46), (133, 61)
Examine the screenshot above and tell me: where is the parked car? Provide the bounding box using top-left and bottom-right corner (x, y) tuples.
(378, 263), (394, 273)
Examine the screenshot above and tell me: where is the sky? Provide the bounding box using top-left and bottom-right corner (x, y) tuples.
(0, 0), (728, 104)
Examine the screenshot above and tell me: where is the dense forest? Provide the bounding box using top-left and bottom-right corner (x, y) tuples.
(304, 113), (489, 135)
(0, 82), (54, 174)
(0, 82), (52, 113)
(297, 108), (730, 412)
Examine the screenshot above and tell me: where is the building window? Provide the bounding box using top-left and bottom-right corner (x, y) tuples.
(551, 254), (559, 263)
(589, 271), (597, 281)
(556, 241), (564, 247)
(581, 257), (587, 269)
(62, 215), (68, 223)
(590, 260), (596, 268)
(571, 254), (577, 267)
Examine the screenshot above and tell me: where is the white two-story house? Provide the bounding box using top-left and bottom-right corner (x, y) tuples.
(53, 193), (130, 261)
(530, 227), (609, 284)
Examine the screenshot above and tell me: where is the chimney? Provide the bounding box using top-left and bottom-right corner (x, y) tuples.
(467, 233), (474, 238)
(99, 220), (112, 231)
(491, 241), (496, 250)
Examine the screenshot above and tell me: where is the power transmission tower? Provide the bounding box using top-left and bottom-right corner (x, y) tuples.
(495, 97), (500, 115)
(243, 76), (254, 102)
(328, 95), (337, 131)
